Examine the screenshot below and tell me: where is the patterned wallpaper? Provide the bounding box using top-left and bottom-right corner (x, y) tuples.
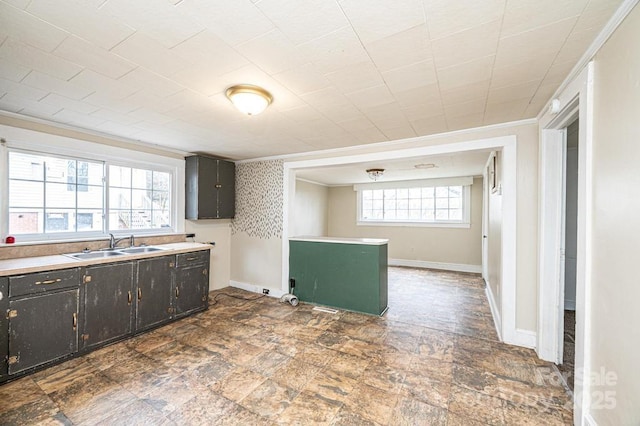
(231, 159), (284, 239)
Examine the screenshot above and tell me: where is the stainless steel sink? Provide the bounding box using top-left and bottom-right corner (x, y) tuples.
(116, 246), (165, 254)
(65, 250), (127, 260)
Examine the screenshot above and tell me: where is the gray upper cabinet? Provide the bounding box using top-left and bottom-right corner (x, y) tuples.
(185, 155), (235, 219)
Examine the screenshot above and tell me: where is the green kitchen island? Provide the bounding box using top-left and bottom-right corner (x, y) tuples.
(288, 236), (388, 315)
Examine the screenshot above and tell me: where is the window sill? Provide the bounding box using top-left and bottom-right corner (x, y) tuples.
(0, 231), (185, 248)
(357, 221), (471, 229)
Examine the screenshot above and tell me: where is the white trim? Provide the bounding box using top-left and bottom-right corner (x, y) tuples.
(511, 329), (537, 349)
(296, 177), (329, 187)
(538, 62), (595, 426)
(240, 119), (536, 164)
(389, 258), (481, 273)
(357, 221), (471, 229)
(0, 110), (189, 157)
(537, 0), (639, 121)
(283, 134), (519, 349)
(485, 281), (502, 341)
(353, 176), (473, 190)
(229, 280), (287, 299)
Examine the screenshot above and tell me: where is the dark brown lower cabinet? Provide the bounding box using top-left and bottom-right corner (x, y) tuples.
(8, 288), (79, 375)
(1, 249), (210, 383)
(175, 260), (209, 318)
(80, 262), (134, 351)
(135, 255), (174, 332)
(0, 278), (8, 380)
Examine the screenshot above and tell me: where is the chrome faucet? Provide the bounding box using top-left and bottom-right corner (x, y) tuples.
(109, 233), (135, 249)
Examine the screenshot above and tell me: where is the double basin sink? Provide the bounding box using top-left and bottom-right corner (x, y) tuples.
(64, 246), (165, 260)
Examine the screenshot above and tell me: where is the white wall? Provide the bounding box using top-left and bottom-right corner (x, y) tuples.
(292, 179), (328, 237)
(185, 220), (231, 291)
(588, 5), (640, 424)
(326, 177), (483, 269)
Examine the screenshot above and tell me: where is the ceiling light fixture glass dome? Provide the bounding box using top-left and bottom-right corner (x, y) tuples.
(225, 84), (273, 115)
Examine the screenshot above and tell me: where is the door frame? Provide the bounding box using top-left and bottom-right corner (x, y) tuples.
(282, 134), (521, 345)
(481, 158), (490, 281)
(538, 62), (594, 423)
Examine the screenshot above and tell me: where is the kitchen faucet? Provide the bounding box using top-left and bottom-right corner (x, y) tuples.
(109, 233), (135, 249)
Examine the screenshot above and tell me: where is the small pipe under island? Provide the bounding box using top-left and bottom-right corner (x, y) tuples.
(288, 236), (388, 315)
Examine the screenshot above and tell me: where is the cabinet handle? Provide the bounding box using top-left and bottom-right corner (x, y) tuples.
(72, 312), (77, 330)
(175, 287), (179, 298)
(186, 257), (196, 261)
(127, 291), (132, 305)
(35, 278), (62, 285)
(137, 288), (142, 301)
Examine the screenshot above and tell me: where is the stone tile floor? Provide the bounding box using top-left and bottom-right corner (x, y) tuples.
(0, 267), (573, 425)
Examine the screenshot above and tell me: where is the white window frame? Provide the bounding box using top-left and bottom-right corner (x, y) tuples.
(355, 177), (473, 228)
(0, 125), (185, 243)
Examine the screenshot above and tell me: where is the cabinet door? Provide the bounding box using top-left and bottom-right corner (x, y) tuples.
(0, 278), (8, 379)
(81, 262), (134, 351)
(8, 289), (79, 375)
(216, 159), (235, 218)
(136, 256), (173, 332)
(175, 264), (208, 318)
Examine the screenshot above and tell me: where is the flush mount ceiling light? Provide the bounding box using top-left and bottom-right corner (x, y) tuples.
(366, 168), (385, 181)
(225, 84), (273, 115)
(414, 163), (437, 169)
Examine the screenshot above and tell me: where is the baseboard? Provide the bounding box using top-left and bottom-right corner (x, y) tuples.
(510, 329), (537, 349)
(389, 258), (482, 274)
(229, 280), (287, 299)
(484, 281), (503, 341)
(565, 299), (576, 310)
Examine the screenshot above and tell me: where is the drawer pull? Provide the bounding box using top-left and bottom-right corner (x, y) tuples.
(175, 287), (180, 298)
(127, 291), (132, 305)
(138, 288), (142, 301)
(186, 257), (196, 261)
(72, 312), (77, 330)
(35, 278), (62, 285)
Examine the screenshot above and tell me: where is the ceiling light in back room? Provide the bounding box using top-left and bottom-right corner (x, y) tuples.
(225, 84), (273, 115)
(366, 168), (385, 181)
(414, 163), (437, 169)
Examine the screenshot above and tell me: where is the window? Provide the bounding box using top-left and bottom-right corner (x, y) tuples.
(357, 179), (471, 227)
(7, 150), (175, 239)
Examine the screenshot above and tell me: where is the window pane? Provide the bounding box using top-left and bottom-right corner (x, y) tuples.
(436, 209), (449, 220)
(371, 210), (383, 220)
(397, 210), (408, 220)
(153, 172), (170, 191)
(9, 208), (43, 234)
(109, 210), (129, 230)
(373, 199), (383, 210)
(449, 197), (461, 209)
(131, 189), (148, 210)
(384, 199), (396, 211)
(130, 210), (152, 229)
(9, 180), (44, 207)
(435, 187), (448, 197)
(46, 182), (76, 208)
(397, 188), (408, 199)
(77, 185), (103, 209)
(449, 186), (462, 197)
(132, 168), (152, 189)
(45, 158), (69, 183)
(397, 199), (408, 210)
(372, 189), (383, 200)
(363, 199), (373, 211)
(409, 209), (421, 220)
(436, 198), (448, 208)
(45, 210), (73, 233)
(109, 166), (131, 187)
(423, 198), (434, 209)
(83, 161), (104, 186)
(450, 209), (462, 220)
(152, 210), (171, 228)
(362, 190), (372, 201)
(421, 209), (435, 221)
(409, 199), (421, 210)
(77, 210), (103, 231)
(421, 187), (434, 198)
(385, 210), (397, 220)
(9, 152), (44, 180)
(408, 188), (421, 198)
(384, 189), (396, 200)
(110, 188), (130, 209)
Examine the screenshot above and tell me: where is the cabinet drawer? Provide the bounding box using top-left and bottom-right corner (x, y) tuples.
(9, 269), (80, 297)
(176, 250), (209, 266)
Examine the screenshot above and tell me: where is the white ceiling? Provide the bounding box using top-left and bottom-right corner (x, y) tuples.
(0, 0), (623, 160)
(296, 150), (493, 186)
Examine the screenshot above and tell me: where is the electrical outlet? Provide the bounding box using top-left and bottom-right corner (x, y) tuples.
(262, 288), (270, 295)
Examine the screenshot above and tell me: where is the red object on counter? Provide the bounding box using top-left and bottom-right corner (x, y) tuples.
(5, 236), (15, 243)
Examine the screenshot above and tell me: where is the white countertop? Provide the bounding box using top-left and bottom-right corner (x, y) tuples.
(0, 242), (212, 277)
(289, 236), (389, 245)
